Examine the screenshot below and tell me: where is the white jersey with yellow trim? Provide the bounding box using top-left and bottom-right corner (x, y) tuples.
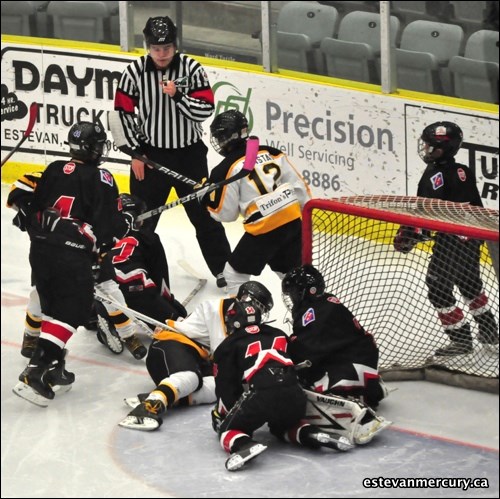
(207, 145), (311, 236)
(166, 297), (236, 354)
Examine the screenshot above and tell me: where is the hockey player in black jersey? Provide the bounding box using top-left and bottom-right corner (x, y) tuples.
(13, 121), (128, 407)
(95, 193), (187, 358)
(393, 121), (498, 356)
(7, 172), (44, 358)
(212, 298), (352, 472)
(282, 265), (386, 409)
(118, 281), (274, 431)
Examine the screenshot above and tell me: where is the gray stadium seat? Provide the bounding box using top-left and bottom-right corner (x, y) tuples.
(395, 20), (464, 94)
(1, 1), (37, 36)
(277, 1), (339, 73)
(390, 1), (455, 26)
(320, 11), (400, 84)
(276, 32), (312, 73)
(450, 1), (487, 38)
(449, 29), (499, 103)
(47, 1), (108, 43)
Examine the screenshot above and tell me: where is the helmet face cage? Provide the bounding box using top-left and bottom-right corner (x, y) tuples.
(143, 16), (177, 47)
(67, 121), (109, 164)
(237, 281), (273, 322)
(224, 300), (262, 334)
(281, 265), (325, 312)
(210, 110), (249, 156)
(418, 121), (463, 164)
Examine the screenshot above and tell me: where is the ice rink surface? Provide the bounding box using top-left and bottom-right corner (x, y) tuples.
(1, 183), (498, 498)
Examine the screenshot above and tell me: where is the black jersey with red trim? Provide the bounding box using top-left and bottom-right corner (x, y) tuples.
(29, 159), (126, 251)
(213, 323), (293, 412)
(416, 158), (483, 207)
(288, 294), (378, 369)
(105, 228), (171, 297)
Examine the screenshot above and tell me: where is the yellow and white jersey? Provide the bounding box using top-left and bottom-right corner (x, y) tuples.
(207, 145), (311, 236)
(164, 297), (236, 354)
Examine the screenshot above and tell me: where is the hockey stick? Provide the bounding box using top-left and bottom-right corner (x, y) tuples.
(94, 290), (176, 333)
(1, 102), (39, 167)
(178, 259), (208, 307)
(137, 136), (260, 222)
(108, 110), (201, 188)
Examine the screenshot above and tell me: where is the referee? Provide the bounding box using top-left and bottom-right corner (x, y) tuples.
(113, 16), (231, 288)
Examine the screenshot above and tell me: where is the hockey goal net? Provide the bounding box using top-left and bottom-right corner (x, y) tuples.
(302, 196), (499, 393)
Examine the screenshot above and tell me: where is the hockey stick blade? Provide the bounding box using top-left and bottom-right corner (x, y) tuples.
(137, 136), (260, 222)
(178, 259), (206, 280)
(1, 102), (38, 167)
(107, 110), (200, 188)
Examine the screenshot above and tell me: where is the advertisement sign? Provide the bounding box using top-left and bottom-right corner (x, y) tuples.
(1, 41), (498, 208)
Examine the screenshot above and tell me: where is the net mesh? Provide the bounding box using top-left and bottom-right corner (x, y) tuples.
(303, 196), (499, 386)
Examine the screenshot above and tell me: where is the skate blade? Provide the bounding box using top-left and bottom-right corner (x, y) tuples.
(12, 382), (52, 408)
(225, 444), (267, 471)
(97, 317), (124, 354)
(354, 417), (392, 445)
(118, 415), (160, 431)
(315, 433), (354, 451)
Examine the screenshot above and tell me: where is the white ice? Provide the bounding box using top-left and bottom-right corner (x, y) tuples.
(1, 183), (498, 498)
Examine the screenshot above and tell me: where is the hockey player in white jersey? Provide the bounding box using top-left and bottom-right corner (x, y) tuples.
(204, 109), (312, 294)
(119, 281), (274, 430)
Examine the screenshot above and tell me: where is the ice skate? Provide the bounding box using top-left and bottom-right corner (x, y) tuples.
(303, 428), (354, 451)
(225, 441), (267, 471)
(96, 314), (124, 354)
(13, 363), (54, 407)
(122, 333), (147, 360)
(118, 399), (165, 431)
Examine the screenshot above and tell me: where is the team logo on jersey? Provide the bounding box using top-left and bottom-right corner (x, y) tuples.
(430, 172), (444, 190)
(457, 168), (467, 182)
(327, 296), (340, 304)
(245, 325), (260, 334)
(302, 307), (316, 326)
(100, 170), (114, 187)
(63, 162), (76, 174)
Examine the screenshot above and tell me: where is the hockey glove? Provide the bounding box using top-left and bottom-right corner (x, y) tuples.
(393, 226), (429, 254)
(12, 203), (30, 232)
(211, 407), (224, 433)
(123, 211), (137, 236)
(169, 296), (188, 319)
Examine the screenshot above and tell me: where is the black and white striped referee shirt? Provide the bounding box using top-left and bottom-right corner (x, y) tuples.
(114, 52), (214, 150)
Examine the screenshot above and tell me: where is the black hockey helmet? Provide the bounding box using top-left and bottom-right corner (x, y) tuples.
(418, 121), (463, 164)
(210, 110), (249, 156)
(237, 281), (273, 321)
(282, 264), (325, 312)
(224, 299), (262, 335)
(67, 121), (108, 164)
(143, 16), (177, 47)
(119, 193), (147, 232)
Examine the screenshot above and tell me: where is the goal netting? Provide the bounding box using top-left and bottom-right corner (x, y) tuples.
(302, 196), (499, 393)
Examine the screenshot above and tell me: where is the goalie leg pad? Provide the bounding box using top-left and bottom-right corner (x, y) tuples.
(303, 389), (392, 445)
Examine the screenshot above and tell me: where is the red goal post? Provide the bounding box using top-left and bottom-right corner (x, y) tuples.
(302, 196), (499, 393)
